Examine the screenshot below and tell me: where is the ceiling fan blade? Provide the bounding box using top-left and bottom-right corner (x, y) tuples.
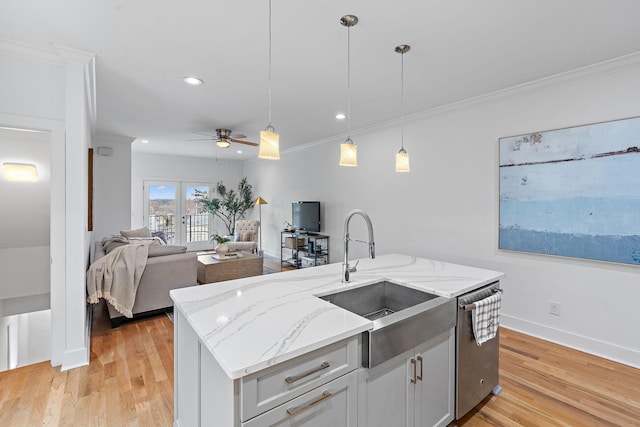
(229, 133), (247, 139)
(230, 138), (259, 147)
(192, 131), (215, 137)
(187, 138), (215, 141)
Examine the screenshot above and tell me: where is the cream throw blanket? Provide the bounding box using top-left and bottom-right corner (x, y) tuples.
(86, 243), (150, 318)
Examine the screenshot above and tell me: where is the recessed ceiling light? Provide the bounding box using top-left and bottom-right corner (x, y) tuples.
(183, 76), (203, 86)
(236, 150), (243, 154)
(141, 139), (150, 144)
(336, 113), (346, 120)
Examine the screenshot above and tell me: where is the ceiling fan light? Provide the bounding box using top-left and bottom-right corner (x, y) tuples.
(395, 149), (410, 172)
(217, 139), (231, 148)
(339, 139), (358, 167)
(259, 129), (280, 160)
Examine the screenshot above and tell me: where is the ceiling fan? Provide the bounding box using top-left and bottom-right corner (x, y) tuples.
(190, 128), (259, 148)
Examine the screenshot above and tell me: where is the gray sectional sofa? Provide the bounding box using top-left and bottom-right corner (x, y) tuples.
(92, 231), (198, 327)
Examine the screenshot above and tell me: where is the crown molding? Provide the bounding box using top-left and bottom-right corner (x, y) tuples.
(0, 38), (62, 65)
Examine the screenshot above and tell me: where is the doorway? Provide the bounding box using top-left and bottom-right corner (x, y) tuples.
(0, 126), (52, 371)
(143, 181), (213, 251)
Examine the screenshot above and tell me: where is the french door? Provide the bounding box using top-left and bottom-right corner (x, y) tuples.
(143, 181), (213, 251)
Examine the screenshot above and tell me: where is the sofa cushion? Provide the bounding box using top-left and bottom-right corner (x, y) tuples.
(121, 226), (152, 238)
(237, 231), (257, 242)
(148, 245), (188, 257)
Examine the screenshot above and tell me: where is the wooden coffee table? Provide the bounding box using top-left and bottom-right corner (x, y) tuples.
(196, 251), (263, 284)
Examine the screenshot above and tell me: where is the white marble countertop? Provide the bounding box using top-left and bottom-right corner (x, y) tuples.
(170, 253), (503, 380)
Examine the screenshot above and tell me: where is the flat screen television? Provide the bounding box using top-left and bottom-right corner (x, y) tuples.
(292, 201), (321, 233)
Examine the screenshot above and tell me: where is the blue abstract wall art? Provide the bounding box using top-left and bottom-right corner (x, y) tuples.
(499, 117), (640, 265)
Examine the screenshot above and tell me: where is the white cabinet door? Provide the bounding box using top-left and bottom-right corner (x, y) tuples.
(357, 347), (414, 427)
(243, 371), (358, 427)
(358, 329), (455, 427)
(414, 329), (455, 427)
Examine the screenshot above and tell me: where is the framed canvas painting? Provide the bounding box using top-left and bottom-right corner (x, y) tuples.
(499, 117), (640, 265)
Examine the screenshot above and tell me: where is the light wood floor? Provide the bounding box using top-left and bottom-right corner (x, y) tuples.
(1, 258), (638, 426)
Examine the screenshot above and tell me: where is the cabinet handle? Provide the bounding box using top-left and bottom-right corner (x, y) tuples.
(285, 361), (330, 384)
(416, 355), (423, 381)
(410, 358), (417, 384)
(286, 390), (332, 416)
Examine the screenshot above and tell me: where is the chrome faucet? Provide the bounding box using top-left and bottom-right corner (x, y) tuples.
(342, 209), (375, 282)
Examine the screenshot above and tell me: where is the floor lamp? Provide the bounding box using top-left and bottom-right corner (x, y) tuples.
(254, 196), (268, 256)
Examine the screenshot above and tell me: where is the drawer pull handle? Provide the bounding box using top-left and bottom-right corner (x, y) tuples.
(286, 390), (332, 416)
(285, 361), (331, 384)
(416, 355), (423, 381)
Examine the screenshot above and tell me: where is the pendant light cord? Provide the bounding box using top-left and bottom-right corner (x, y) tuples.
(400, 50), (405, 150)
(267, 0), (273, 128)
(347, 25), (351, 140)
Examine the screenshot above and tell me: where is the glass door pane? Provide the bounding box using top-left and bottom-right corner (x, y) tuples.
(145, 182), (178, 244)
(182, 184), (212, 251)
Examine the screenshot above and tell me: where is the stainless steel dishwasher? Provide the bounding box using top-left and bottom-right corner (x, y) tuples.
(455, 281), (502, 419)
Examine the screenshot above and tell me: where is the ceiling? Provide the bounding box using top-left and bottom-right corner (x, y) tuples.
(2, 0), (640, 160)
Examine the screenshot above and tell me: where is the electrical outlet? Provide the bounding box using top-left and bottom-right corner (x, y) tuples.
(549, 301), (561, 316)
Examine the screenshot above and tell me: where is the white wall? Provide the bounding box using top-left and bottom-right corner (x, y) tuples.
(0, 39), (95, 371)
(92, 133), (134, 242)
(131, 152), (244, 230)
(244, 56), (640, 368)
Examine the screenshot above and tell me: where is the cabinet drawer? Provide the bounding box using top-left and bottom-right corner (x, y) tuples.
(242, 370), (357, 427)
(241, 336), (358, 421)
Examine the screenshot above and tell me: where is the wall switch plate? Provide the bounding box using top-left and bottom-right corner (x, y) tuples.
(549, 301), (561, 316)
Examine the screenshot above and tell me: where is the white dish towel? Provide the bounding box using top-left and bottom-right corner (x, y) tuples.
(472, 291), (502, 346)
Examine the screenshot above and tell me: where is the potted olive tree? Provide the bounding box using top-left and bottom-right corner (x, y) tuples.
(195, 177), (254, 237)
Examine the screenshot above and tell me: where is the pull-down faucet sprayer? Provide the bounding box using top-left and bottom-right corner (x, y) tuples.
(342, 209), (375, 283)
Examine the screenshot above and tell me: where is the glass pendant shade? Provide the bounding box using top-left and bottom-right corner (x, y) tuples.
(339, 139), (358, 167)
(395, 149), (410, 172)
(259, 128), (280, 160)
(2, 162), (38, 182)
(216, 140), (231, 148)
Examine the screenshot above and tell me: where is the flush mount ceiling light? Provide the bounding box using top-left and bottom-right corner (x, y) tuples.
(183, 76), (203, 85)
(339, 14), (358, 167)
(2, 162), (38, 182)
(395, 44), (411, 173)
(258, 0), (280, 160)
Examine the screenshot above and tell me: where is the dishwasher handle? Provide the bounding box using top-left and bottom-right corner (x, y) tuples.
(461, 288), (502, 311)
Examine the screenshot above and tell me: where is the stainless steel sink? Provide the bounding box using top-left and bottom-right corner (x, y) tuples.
(319, 281), (456, 368)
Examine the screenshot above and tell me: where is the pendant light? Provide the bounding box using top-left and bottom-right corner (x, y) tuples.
(259, 0), (280, 160)
(395, 44), (411, 172)
(339, 15), (358, 167)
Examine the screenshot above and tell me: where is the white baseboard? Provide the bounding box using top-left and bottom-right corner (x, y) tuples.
(60, 347), (89, 371)
(60, 307), (91, 371)
(501, 314), (639, 369)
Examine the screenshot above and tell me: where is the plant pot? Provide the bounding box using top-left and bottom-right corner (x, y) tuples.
(216, 243), (229, 257)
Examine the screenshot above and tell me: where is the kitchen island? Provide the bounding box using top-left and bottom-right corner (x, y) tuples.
(171, 254), (503, 427)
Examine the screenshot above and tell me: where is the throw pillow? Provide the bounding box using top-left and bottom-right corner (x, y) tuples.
(128, 236), (166, 246)
(151, 230), (168, 244)
(121, 226), (152, 238)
